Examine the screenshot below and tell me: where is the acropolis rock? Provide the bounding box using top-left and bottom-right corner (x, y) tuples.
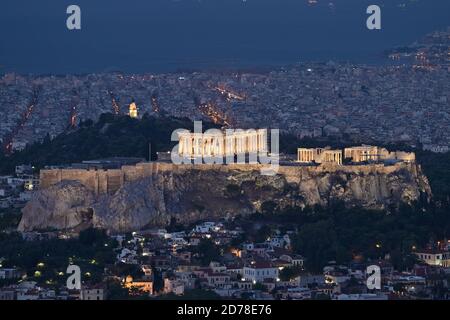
(19, 162), (432, 233)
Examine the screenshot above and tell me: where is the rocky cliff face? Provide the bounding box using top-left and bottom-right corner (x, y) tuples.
(19, 163), (432, 233)
(18, 181), (95, 232)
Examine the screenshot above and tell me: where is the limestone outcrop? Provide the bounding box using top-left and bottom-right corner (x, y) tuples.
(18, 181), (95, 232)
(19, 163), (432, 233)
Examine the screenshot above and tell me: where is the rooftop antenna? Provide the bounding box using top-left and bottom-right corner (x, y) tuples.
(149, 142), (152, 162)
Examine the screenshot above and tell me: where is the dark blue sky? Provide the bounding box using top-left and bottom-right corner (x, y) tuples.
(0, 0), (449, 74)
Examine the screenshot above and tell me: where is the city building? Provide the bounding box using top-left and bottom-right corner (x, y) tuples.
(163, 278), (185, 295)
(70, 157), (145, 170)
(0, 268), (21, 280)
(124, 275), (154, 295)
(80, 286), (106, 300)
(414, 249), (450, 267)
(243, 261), (279, 283)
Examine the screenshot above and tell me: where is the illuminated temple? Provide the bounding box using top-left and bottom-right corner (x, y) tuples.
(297, 145), (415, 165)
(177, 129), (268, 158)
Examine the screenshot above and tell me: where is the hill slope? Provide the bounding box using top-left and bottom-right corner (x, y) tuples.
(0, 114), (218, 174)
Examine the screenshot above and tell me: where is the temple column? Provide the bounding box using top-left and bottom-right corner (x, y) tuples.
(258, 133), (265, 152)
(178, 137), (184, 155)
(237, 136), (242, 153)
(257, 133), (261, 152)
(212, 137), (215, 156)
(183, 136), (188, 156)
(240, 136), (244, 153)
(219, 136), (224, 156)
(193, 138), (197, 156)
(206, 138), (211, 156)
(257, 133), (260, 152)
(196, 137), (201, 156)
(180, 137), (186, 156)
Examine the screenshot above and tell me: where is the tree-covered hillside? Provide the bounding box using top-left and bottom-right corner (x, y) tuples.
(0, 113), (218, 174)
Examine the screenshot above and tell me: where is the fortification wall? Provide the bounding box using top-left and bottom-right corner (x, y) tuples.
(39, 161), (413, 196)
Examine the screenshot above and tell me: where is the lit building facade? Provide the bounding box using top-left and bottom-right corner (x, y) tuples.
(129, 102), (138, 118)
(297, 147), (342, 165)
(344, 145), (380, 162)
(177, 129), (268, 158)
(414, 250), (450, 267)
(124, 275), (153, 294)
(344, 145), (415, 163)
(298, 145), (415, 165)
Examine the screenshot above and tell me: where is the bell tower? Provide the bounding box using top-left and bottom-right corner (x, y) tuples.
(129, 101), (138, 118)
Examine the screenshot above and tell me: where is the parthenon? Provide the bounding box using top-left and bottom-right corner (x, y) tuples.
(177, 129), (268, 158)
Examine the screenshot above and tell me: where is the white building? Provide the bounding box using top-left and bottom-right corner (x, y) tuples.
(0, 268), (20, 280)
(414, 250), (450, 267)
(281, 287), (312, 300)
(80, 287), (105, 300)
(243, 261), (279, 283)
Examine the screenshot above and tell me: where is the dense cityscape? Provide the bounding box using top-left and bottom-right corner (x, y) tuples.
(2, 218), (449, 301)
(1, 28), (449, 155)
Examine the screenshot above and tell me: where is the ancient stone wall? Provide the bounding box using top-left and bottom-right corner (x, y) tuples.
(39, 161), (418, 196)
(23, 161), (431, 232)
